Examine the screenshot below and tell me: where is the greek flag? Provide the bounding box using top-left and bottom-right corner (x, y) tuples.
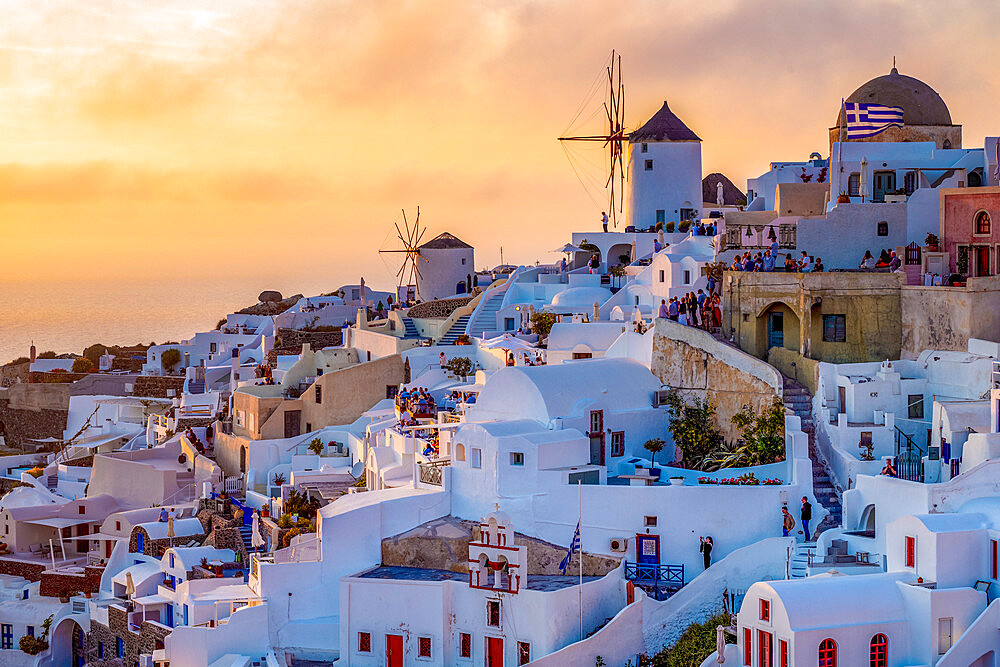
(844, 102), (904, 139)
(558, 521), (581, 574)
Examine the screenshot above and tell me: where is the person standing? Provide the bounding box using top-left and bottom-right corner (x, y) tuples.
(601, 211), (609, 233)
(781, 506), (795, 537)
(658, 299), (670, 319)
(559, 257), (567, 273)
(699, 536), (713, 569)
(801, 496), (812, 542)
(667, 298), (679, 321)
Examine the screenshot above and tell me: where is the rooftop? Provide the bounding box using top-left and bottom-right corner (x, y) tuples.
(358, 566), (601, 591)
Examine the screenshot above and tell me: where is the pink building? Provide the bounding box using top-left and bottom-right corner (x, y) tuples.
(941, 186), (1000, 276)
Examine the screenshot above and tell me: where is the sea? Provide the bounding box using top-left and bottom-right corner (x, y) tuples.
(0, 275), (354, 364)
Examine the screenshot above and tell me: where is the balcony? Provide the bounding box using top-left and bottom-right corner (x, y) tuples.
(624, 562), (684, 600)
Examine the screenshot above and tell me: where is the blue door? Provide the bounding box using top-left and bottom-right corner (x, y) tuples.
(136, 532), (144, 553)
(767, 311), (784, 349)
(165, 604), (173, 628)
(636, 534), (660, 565)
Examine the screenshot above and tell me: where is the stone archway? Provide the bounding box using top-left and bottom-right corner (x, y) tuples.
(755, 302), (800, 357)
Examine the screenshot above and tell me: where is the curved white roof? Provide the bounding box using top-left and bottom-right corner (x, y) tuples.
(471, 358), (660, 423)
(138, 517), (205, 540)
(662, 235), (715, 260)
(0, 485), (66, 510)
(163, 546), (235, 573)
(753, 572), (909, 631)
(550, 286), (613, 310)
(546, 322), (628, 352)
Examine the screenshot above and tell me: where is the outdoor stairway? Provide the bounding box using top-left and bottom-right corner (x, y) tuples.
(187, 380), (205, 394)
(467, 290), (507, 338)
(399, 317), (421, 339)
(438, 314), (471, 345)
(45, 475), (57, 490)
(789, 541), (816, 579)
(782, 375), (843, 535)
(238, 524), (257, 554)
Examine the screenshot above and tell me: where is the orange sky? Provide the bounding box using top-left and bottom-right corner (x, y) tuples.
(2, 0), (999, 288)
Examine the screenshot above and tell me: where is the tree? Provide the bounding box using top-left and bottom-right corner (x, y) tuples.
(444, 356), (473, 378)
(71, 358), (94, 374)
(82, 343), (107, 367)
(160, 348), (181, 372)
(730, 397), (786, 466)
(529, 311), (557, 337)
(37, 351), (57, 359)
(307, 438), (324, 455)
(6, 356), (29, 366)
(665, 390), (724, 468)
(643, 438), (665, 468)
(608, 264), (626, 288)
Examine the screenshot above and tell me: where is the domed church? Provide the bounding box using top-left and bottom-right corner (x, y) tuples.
(828, 66), (962, 151)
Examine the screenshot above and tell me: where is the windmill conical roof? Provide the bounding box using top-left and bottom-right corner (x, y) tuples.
(419, 232), (473, 250)
(630, 101), (701, 142)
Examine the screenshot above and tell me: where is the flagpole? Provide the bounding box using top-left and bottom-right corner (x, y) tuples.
(578, 479), (583, 642)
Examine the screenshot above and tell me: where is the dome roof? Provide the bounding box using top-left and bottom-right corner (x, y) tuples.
(550, 286), (612, 310)
(836, 68), (952, 127)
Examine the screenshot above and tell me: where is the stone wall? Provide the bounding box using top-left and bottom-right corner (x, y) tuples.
(39, 564), (104, 597)
(901, 276), (1000, 357)
(381, 515), (620, 577)
(0, 361), (30, 387)
(406, 296), (474, 319)
(651, 318), (782, 442)
(89, 605), (172, 667)
(0, 382), (70, 448)
(203, 526), (248, 563)
(276, 328), (342, 351)
(132, 376), (186, 398)
(130, 526), (206, 558)
(0, 557), (46, 581)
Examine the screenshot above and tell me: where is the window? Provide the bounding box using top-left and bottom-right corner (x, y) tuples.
(0, 623), (10, 650)
(907, 394), (924, 419)
(656, 209), (665, 223)
(877, 221), (888, 236)
(779, 639), (788, 667)
(848, 173), (860, 196)
(116, 521), (121, 531)
(487, 600), (501, 627)
(572, 352), (593, 360)
(517, 641), (531, 665)
(743, 628), (751, 665)
(26, 625), (34, 637)
(504, 318), (515, 331)
(117, 637), (124, 658)
(418, 636), (432, 658)
(590, 410), (604, 434)
(305, 422), (312, 433)
(644, 515), (657, 528)
(78, 505), (86, 515)
(169, 553), (175, 568)
(315, 385), (322, 404)
(641, 143), (648, 153)
(510, 452), (524, 466)
(455, 444), (466, 462)
(644, 159), (653, 171)
(822, 315), (846, 343)
(818, 638), (837, 667)
(210, 342), (217, 353)
(683, 270), (691, 284)
(459, 632), (472, 658)
(610, 432), (625, 457)
(905, 536), (916, 568)
(938, 617), (953, 654)
(976, 211), (992, 235)
(904, 170), (917, 195)
(659, 270), (665, 283)
(470, 448), (482, 469)
(992, 539), (998, 579)
(21, 589), (28, 600)
(462, 258), (466, 265)
(870, 633), (888, 667)
(358, 632), (371, 653)
(99, 642), (105, 659)
(759, 598), (770, 622)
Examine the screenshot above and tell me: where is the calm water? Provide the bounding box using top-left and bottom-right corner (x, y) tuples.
(0, 275), (352, 364)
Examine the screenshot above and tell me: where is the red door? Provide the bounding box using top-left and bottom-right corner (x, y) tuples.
(758, 630), (773, 667)
(386, 634), (403, 667)
(486, 636), (503, 667)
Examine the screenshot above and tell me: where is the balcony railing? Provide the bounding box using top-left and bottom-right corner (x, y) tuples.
(418, 463), (443, 486)
(624, 562), (685, 600)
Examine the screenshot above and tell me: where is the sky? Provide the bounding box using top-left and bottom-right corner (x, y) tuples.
(2, 0), (1000, 289)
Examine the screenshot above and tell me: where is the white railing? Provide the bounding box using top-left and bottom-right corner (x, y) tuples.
(224, 475), (244, 495)
(161, 482), (198, 506)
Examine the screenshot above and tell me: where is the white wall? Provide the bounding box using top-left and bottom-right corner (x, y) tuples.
(627, 141), (702, 229)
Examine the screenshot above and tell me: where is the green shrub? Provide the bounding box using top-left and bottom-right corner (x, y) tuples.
(678, 219), (692, 232)
(444, 356), (473, 378)
(307, 438), (324, 455)
(649, 612), (733, 666)
(529, 311), (558, 337)
(71, 358), (94, 374)
(664, 221), (676, 233)
(665, 390), (724, 468)
(37, 351), (58, 359)
(161, 348), (181, 371)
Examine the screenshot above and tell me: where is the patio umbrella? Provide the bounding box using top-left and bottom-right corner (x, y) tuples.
(553, 243), (586, 254)
(481, 334), (537, 352)
(166, 516), (175, 549)
(716, 624), (727, 663)
(125, 571), (136, 598)
(251, 511), (265, 553)
(859, 156), (868, 201)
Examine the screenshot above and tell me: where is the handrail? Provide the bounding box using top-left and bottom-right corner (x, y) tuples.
(464, 268), (523, 336)
(894, 426), (925, 455)
(160, 482), (199, 507)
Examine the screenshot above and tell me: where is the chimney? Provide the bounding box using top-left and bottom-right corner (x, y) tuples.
(29, 341), (36, 363)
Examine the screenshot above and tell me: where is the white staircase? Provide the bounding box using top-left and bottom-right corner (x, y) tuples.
(789, 542), (816, 579)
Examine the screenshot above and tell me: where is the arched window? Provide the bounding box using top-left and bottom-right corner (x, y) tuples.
(975, 211), (991, 236)
(819, 638), (837, 667)
(870, 633), (888, 667)
(455, 443), (466, 462)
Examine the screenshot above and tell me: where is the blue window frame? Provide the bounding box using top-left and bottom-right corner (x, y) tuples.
(2, 624), (13, 650)
(117, 636), (124, 657)
(26, 625), (34, 637)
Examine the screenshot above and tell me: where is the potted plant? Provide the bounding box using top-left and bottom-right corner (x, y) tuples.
(837, 191), (851, 204)
(307, 438), (324, 456)
(272, 472), (286, 487)
(924, 233), (940, 251)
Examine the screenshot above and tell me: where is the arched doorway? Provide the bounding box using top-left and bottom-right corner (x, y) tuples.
(240, 446), (247, 473)
(756, 302), (800, 357)
(859, 504), (876, 534)
(466, 274), (473, 293)
(50, 617), (87, 667)
(456, 282), (467, 295)
(607, 243), (633, 268)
